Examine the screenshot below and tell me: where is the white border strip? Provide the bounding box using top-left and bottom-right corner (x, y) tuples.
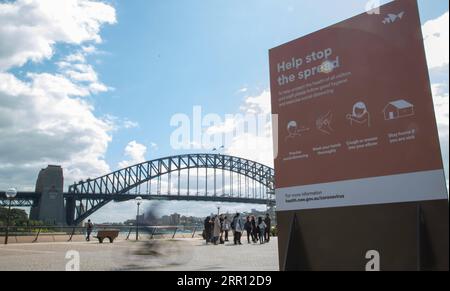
(276, 169), (448, 212)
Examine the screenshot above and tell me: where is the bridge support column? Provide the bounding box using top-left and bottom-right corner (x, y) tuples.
(30, 165), (66, 225)
(65, 197), (76, 226)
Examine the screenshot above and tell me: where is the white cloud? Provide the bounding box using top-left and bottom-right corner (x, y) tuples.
(236, 87), (248, 94)
(88, 81), (109, 94)
(226, 132), (274, 167)
(431, 82), (449, 188)
(64, 65), (98, 82)
(423, 11), (449, 69)
(424, 11), (450, 191)
(150, 142), (159, 152)
(431, 83), (449, 133)
(241, 90), (272, 115)
(123, 120), (139, 129)
(63, 53), (87, 64)
(206, 118), (238, 135)
(26, 72), (90, 97)
(0, 0), (116, 71)
(225, 90), (274, 167)
(57, 52), (110, 95)
(118, 141), (148, 169)
(103, 115), (139, 130)
(424, 11), (449, 190)
(82, 45), (97, 54)
(0, 72), (113, 189)
(203, 90), (274, 167)
(0, 0), (118, 191)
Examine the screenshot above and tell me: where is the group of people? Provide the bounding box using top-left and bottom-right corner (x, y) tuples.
(203, 212), (271, 245)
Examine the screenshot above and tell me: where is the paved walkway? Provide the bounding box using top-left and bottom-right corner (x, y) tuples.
(0, 238), (279, 271)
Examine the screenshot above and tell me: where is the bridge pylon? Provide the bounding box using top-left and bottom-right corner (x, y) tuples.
(30, 165), (66, 225)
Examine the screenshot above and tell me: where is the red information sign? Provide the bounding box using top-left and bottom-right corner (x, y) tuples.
(270, 0), (447, 211)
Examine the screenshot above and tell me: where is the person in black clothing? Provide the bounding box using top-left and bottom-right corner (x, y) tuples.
(204, 216), (212, 244)
(244, 216), (252, 244)
(86, 219), (93, 241)
(264, 213), (271, 242)
(209, 215), (215, 243)
(251, 216), (258, 243)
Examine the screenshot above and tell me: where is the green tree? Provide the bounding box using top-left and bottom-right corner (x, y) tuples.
(0, 207), (29, 226)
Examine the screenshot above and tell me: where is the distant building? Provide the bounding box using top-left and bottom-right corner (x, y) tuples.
(122, 213), (217, 227)
(170, 213), (181, 225)
(136, 214), (145, 223)
(161, 215), (171, 225)
(181, 215), (195, 225)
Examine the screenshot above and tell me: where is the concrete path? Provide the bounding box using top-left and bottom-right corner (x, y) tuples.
(0, 238), (279, 271)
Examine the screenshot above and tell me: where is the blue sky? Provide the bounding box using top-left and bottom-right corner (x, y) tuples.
(0, 0), (448, 222)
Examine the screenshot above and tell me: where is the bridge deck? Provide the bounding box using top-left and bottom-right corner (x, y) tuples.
(1, 192), (275, 205)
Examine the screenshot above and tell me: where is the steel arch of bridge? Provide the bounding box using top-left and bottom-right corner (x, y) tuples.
(67, 154), (275, 225)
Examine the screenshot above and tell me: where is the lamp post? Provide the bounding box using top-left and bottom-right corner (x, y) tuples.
(217, 204), (221, 216)
(4, 188), (17, 245)
(212, 146), (225, 153)
(135, 196), (142, 241)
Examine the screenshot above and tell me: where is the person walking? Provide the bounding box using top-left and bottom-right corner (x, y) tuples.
(257, 217), (266, 244)
(209, 215), (215, 243)
(264, 213), (271, 242)
(219, 214), (225, 244)
(204, 216), (212, 244)
(86, 219), (93, 242)
(232, 213), (243, 245)
(244, 216), (252, 244)
(223, 216), (231, 242)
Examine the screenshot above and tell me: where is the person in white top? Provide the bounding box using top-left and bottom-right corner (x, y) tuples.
(231, 213), (243, 245)
(222, 216), (231, 242)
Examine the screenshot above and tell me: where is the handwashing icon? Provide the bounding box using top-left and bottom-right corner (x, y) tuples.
(316, 111), (334, 135)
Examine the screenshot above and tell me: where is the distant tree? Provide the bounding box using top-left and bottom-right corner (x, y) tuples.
(0, 207), (29, 226)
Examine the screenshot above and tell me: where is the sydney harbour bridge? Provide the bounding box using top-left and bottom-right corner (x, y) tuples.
(0, 154), (275, 225)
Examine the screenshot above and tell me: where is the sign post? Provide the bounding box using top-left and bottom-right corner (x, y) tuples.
(269, 0), (449, 271)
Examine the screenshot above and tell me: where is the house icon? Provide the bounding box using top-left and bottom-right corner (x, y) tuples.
(383, 99), (415, 121)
